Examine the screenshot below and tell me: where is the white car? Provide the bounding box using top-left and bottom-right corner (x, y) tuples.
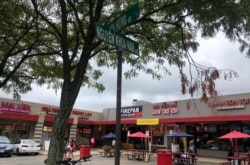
(13, 139), (40, 155)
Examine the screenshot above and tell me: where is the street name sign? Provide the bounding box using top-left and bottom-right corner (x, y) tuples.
(95, 22), (139, 55)
(108, 3), (140, 31)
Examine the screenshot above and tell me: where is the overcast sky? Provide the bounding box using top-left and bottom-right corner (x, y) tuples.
(1, 32), (249, 112)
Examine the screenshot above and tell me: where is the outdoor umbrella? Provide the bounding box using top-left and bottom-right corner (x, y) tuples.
(219, 130), (250, 156)
(166, 131), (193, 152)
(128, 131), (151, 138)
(102, 132), (116, 138)
(166, 131), (193, 137)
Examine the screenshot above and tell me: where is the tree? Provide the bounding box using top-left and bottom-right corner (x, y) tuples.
(0, 1), (59, 99)
(1, 0), (250, 164)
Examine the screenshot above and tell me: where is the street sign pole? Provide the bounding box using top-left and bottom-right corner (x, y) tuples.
(115, 48), (122, 165)
(95, 4), (140, 165)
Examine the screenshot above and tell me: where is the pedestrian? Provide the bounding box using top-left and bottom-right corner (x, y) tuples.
(178, 138), (185, 152)
(68, 138), (76, 160)
(90, 137), (95, 148)
(63, 139), (70, 160)
(112, 138), (116, 148)
(227, 147), (234, 161)
(188, 139), (196, 164)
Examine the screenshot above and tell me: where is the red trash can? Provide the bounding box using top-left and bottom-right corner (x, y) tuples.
(157, 149), (172, 165)
(80, 145), (91, 158)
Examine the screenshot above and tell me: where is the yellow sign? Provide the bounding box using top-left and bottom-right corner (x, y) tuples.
(136, 118), (159, 125)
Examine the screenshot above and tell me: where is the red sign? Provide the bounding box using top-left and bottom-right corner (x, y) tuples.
(1, 101), (30, 113)
(208, 98), (250, 110)
(208, 98), (250, 107)
(42, 106), (59, 115)
(152, 108), (178, 115)
(153, 101), (177, 109)
(72, 110), (92, 117)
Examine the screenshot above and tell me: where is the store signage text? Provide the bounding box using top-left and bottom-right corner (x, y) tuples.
(121, 106), (142, 118)
(153, 102), (177, 109)
(73, 110), (92, 120)
(137, 118), (159, 125)
(42, 106), (93, 118)
(208, 98), (250, 110)
(152, 108), (178, 115)
(152, 102), (178, 115)
(1, 101), (30, 113)
(42, 106), (59, 115)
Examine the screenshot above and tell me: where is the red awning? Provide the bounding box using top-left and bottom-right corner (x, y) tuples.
(44, 115), (74, 124)
(0, 112), (38, 122)
(92, 119), (136, 125)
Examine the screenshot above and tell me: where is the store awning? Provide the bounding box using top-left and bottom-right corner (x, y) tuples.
(0, 112), (38, 122)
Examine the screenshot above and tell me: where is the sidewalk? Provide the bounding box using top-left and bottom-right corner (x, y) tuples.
(40, 149), (225, 164)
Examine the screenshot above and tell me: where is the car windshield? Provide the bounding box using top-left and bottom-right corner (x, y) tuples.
(0, 136), (10, 143)
(23, 140), (36, 144)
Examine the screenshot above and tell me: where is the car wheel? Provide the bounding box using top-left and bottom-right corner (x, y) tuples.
(16, 148), (20, 156)
(34, 152), (39, 155)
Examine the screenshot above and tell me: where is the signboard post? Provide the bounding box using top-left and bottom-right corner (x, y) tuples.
(95, 4), (140, 165)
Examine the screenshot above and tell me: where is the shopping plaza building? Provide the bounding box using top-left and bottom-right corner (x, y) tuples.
(1, 92), (250, 158)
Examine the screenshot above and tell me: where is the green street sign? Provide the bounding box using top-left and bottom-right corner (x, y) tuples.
(96, 22), (139, 55)
(108, 3), (140, 31)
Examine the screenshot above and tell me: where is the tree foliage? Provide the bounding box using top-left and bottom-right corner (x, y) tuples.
(1, 0), (250, 164)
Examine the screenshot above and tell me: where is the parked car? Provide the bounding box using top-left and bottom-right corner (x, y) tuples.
(0, 135), (13, 157)
(13, 139), (40, 155)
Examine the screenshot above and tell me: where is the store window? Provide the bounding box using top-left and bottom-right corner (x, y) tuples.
(0, 124), (30, 142)
(152, 124), (164, 145)
(76, 127), (91, 139)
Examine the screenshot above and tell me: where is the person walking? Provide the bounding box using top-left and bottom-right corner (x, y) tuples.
(68, 138), (76, 160)
(188, 139), (197, 164)
(112, 138), (116, 148)
(90, 137), (95, 148)
(63, 139), (70, 160)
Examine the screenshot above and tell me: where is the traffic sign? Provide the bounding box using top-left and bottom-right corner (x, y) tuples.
(95, 22), (139, 55)
(108, 3), (140, 31)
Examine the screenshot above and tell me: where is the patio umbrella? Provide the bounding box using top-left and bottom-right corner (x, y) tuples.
(166, 131), (193, 137)
(102, 132), (116, 138)
(219, 130), (250, 156)
(128, 131), (151, 138)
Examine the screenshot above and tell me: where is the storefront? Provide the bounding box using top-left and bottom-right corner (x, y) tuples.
(1, 92), (250, 158)
(101, 92), (250, 157)
(0, 98), (102, 146)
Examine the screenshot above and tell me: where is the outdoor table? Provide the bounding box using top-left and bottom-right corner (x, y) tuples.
(172, 152), (199, 165)
(126, 149), (150, 160)
(227, 156), (249, 165)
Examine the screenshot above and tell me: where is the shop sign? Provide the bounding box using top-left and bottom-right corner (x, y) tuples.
(152, 108), (178, 115)
(136, 118), (159, 125)
(72, 110), (92, 120)
(1, 101), (30, 113)
(153, 101), (177, 109)
(42, 106), (59, 115)
(77, 128), (91, 134)
(121, 106), (142, 118)
(207, 98), (250, 110)
(152, 101), (178, 115)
